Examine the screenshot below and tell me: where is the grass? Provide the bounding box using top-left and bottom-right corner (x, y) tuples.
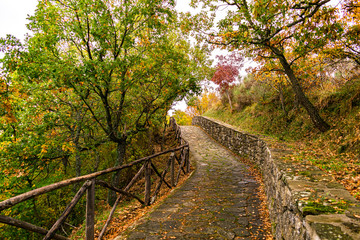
(302, 200), (348, 215)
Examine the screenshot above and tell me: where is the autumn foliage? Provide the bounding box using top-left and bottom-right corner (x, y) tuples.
(211, 52), (243, 93)
(173, 91), (219, 125)
(2, 0), (360, 238)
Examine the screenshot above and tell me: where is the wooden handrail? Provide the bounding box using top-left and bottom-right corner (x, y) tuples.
(0, 118), (191, 240)
(0, 144), (187, 212)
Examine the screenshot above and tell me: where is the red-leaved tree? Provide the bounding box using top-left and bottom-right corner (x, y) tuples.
(211, 52), (243, 111)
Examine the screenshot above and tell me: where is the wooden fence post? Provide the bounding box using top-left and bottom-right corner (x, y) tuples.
(175, 149), (186, 185)
(177, 127), (181, 144)
(170, 153), (175, 187)
(144, 161), (151, 205)
(185, 147), (190, 173)
(86, 179), (95, 240)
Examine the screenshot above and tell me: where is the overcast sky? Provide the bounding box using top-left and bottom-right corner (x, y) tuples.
(0, 0), (38, 40)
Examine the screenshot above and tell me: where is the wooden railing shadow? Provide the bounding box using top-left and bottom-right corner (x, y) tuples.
(0, 118), (190, 240)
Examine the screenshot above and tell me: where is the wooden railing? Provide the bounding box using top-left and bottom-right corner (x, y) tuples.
(0, 118), (190, 240)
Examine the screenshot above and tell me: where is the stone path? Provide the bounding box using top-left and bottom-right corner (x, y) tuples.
(119, 126), (268, 239)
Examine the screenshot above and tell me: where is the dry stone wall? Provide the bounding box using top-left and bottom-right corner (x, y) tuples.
(192, 116), (360, 240)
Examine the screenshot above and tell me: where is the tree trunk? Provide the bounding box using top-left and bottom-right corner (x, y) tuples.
(277, 54), (330, 132)
(226, 90), (233, 112)
(73, 148), (82, 193)
(107, 140), (126, 206)
(93, 150), (100, 172)
(74, 110), (83, 177)
(61, 156), (68, 175)
(278, 83), (288, 117)
(148, 129), (154, 154)
(75, 151), (81, 177)
(161, 122), (166, 151)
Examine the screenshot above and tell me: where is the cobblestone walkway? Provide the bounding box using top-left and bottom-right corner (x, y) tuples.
(119, 126), (267, 239)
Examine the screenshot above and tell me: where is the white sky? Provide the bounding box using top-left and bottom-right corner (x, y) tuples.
(0, 0), (38, 41)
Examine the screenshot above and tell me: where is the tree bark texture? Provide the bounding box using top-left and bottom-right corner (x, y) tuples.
(277, 53), (330, 132)
(278, 83), (288, 117)
(226, 90), (233, 112)
(108, 140), (126, 206)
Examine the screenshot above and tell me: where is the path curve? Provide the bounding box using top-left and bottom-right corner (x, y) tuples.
(119, 126), (268, 239)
